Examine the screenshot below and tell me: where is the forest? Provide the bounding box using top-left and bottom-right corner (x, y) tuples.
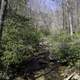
(0, 0), (80, 80)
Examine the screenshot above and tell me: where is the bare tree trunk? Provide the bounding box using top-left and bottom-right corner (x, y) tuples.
(66, 0), (73, 36)
(0, 0), (7, 38)
(0, 0), (7, 52)
(68, 12), (73, 36)
(0, 0), (5, 28)
(77, 0), (79, 29)
(62, 0), (65, 30)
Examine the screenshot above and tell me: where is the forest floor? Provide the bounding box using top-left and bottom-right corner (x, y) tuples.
(15, 66), (80, 80)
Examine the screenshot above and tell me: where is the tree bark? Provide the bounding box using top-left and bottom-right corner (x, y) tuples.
(62, 0), (65, 30)
(0, 0), (7, 53)
(68, 12), (73, 36)
(0, 0), (5, 29)
(66, 0), (73, 36)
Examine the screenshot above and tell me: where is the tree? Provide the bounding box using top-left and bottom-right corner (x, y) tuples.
(61, 0), (80, 35)
(0, 0), (8, 56)
(67, 0), (73, 36)
(0, 0), (7, 41)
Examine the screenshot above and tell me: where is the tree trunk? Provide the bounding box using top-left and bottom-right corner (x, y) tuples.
(66, 0), (73, 36)
(0, 0), (5, 29)
(77, 0), (79, 30)
(69, 12), (73, 36)
(62, 0), (65, 30)
(0, 0), (7, 53)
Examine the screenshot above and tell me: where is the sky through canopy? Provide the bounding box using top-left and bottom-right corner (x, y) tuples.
(28, 0), (59, 13)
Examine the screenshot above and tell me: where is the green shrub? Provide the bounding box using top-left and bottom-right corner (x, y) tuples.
(1, 14), (42, 66)
(48, 31), (80, 66)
